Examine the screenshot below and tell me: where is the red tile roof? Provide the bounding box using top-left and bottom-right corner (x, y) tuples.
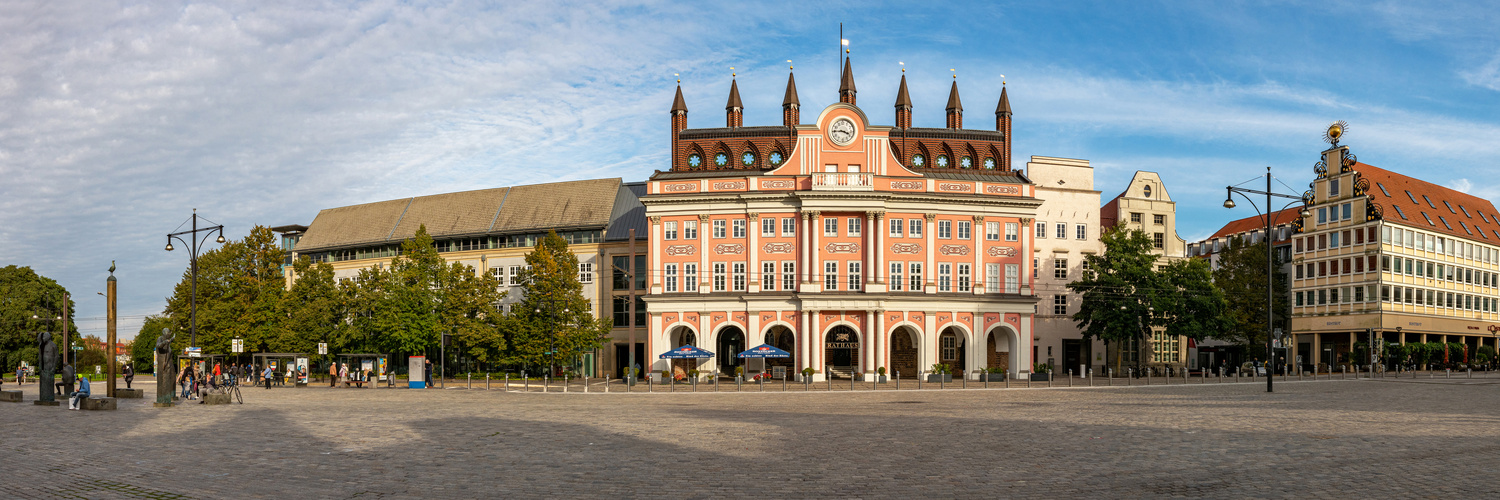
(1209, 207), (1303, 239)
(1355, 162), (1500, 243)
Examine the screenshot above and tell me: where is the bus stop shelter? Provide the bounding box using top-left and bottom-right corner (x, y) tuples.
(252, 353), (310, 387)
(334, 353), (393, 388)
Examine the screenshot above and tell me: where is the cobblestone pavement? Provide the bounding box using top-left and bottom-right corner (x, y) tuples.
(4, 374), (1500, 499)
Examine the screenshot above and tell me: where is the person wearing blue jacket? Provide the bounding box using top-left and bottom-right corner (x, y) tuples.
(68, 375), (91, 410)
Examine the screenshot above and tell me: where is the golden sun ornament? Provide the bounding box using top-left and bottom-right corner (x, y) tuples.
(1323, 120), (1348, 145)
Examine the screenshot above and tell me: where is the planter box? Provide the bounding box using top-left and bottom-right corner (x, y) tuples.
(925, 374), (953, 383)
(877, 375), (888, 383)
(82, 397), (117, 410)
(983, 373), (1006, 382)
(1031, 373), (1051, 381)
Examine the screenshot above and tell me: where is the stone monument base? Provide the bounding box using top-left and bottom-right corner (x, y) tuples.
(34, 400), (60, 406)
(202, 393), (232, 405)
(0, 390), (21, 402)
(82, 397), (117, 410)
(153, 401), (174, 407)
(114, 388), (144, 398)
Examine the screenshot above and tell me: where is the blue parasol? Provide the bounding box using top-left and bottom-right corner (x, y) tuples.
(736, 344), (790, 358)
(659, 344), (714, 359)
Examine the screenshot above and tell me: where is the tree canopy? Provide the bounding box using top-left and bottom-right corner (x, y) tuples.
(1210, 235), (1290, 349)
(0, 265), (77, 371)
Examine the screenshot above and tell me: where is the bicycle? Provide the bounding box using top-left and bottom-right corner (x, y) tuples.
(210, 377), (244, 404)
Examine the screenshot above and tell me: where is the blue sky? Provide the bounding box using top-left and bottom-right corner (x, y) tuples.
(3, 1), (1499, 340)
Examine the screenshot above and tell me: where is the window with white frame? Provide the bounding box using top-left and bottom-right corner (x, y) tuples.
(732, 262), (746, 291)
(665, 221), (678, 240)
(909, 219), (923, 238)
(939, 263), (953, 291)
(1005, 264), (1019, 293)
(712, 219), (725, 238)
(1033, 258), (1039, 279)
(762, 261), (776, 290)
(1036, 221), (1047, 238)
(761, 217), (775, 237)
(1054, 258), (1068, 279)
(713, 263), (727, 291)
(781, 218), (796, 237)
(684, 220), (698, 239)
(1005, 222), (1019, 242)
(909, 262), (923, 291)
(684, 263), (698, 292)
(848, 261), (862, 290)
(1056, 222), (1066, 239)
(824, 261), (838, 290)
(665, 264), (678, 292)
(508, 265), (521, 286)
(957, 221), (971, 240)
(782, 261), (796, 291)
(890, 218), (904, 237)
(987, 221), (1000, 241)
(1076, 224), (1087, 240)
(890, 262), (904, 291)
(986, 263), (1000, 292)
(1081, 258), (1095, 279)
(938, 220), (953, 239)
(957, 263), (971, 292)
(848, 217), (862, 237)
(578, 262), (593, 284)
(824, 218), (838, 236)
(732, 219), (745, 238)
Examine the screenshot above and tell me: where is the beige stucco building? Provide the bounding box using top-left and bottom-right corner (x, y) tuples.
(1027, 156), (1108, 375)
(1100, 170), (1190, 368)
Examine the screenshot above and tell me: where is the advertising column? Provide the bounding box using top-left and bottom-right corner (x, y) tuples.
(408, 356), (425, 389)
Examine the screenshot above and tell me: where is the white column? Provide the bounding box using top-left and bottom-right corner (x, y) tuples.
(923, 311), (938, 371)
(699, 214), (711, 295)
(811, 212), (821, 291)
(748, 213), (760, 293)
(799, 310), (810, 380)
(863, 310), (874, 377)
(973, 216), (984, 295)
(971, 312), (984, 380)
(925, 213), (937, 294)
(873, 310), (885, 376)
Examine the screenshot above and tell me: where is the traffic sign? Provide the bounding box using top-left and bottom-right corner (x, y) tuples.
(232, 338), (244, 353)
(317, 343), (328, 355)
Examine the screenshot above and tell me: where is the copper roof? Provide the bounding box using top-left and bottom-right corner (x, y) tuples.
(782, 72), (799, 106)
(894, 74), (911, 108)
(996, 86), (1011, 115)
(945, 80), (963, 111)
(671, 85), (687, 113)
(726, 79), (743, 109)
(839, 57), (856, 94)
(1355, 162), (1500, 242)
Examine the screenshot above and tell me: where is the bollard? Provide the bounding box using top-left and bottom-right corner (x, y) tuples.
(1126, 368), (1132, 386)
(918, 370), (923, 390)
(1107, 368), (1113, 386)
(942, 371), (947, 390)
(827, 373), (831, 392)
(985, 370), (989, 389)
(962, 372), (966, 389)
(714, 370), (718, 392)
(487, 373), (490, 391)
(760, 374), (764, 391)
(896, 371), (901, 390)
(584, 375), (588, 393)
(1447, 369), (1451, 379)
(564, 375), (568, 393)
(1146, 368), (1151, 386)
(1468, 368), (1472, 379)
(852, 373), (856, 391)
(1048, 371), (1053, 388)
(1089, 369), (1093, 387)
(544, 376), (549, 393)
(1005, 371), (1010, 389)
(604, 375), (609, 393)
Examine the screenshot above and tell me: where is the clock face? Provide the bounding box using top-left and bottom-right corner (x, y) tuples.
(828, 118), (856, 146)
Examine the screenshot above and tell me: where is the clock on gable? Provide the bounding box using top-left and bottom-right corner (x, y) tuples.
(828, 117), (856, 146)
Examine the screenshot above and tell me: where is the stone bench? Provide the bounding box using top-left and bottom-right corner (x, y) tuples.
(202, 393), (232, 405)
(114, 388), (144, 398)
(81, 397), (117, 411)
(0, 390), (21, 402)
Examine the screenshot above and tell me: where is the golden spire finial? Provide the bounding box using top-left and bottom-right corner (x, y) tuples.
(730, 66), (735, 78)
(951, 69), (957, 80)
(787, 60), (793, 70)
(899, 61), (905, 73)
(674, 73), (680, 84)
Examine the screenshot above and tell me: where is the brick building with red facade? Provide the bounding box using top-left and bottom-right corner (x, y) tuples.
(642, 59), (1042, 382)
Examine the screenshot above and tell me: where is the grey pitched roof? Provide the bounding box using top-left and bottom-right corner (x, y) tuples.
(605, 182), (648, 241)
(297, 178), (628, 252)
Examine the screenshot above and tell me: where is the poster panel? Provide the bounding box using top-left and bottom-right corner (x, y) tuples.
(296, 357), (309, 384)
(377, 357), (388, 381)
(408, 356), (425, 389)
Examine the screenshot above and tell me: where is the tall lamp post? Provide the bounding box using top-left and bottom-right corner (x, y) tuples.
(1223, 167), (1309, 393)
(165, 209), (226, 350)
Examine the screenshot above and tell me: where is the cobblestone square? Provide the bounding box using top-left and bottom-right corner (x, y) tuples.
(4, 375), (1499, 499)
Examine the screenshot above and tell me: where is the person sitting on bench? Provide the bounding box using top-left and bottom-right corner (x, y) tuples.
(68, 374), (91, 410)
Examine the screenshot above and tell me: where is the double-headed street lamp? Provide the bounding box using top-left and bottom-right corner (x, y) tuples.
(165, 209), (226, 349)
(1223, 167), (1309, 393)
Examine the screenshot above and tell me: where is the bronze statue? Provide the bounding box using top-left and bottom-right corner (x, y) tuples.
(155, 328), (175, 405)
(37, 331), (57, 402)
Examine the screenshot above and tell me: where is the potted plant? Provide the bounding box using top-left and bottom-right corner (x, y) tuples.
(926, 363), (952, 383)
(876, 366), (888, 383)
(660, 369), (670, 384)
(688, 369), (700, 384)
(1031, 362), (1051, 382)
(735, 366), (745, 385)
(801, 367), (816, 382)
(985, 366), (1006, 382)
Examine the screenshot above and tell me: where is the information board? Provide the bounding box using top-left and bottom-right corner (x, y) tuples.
(408, 356), (425, 389)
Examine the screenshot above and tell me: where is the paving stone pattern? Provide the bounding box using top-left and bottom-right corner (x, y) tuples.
(4, 374), (1500, 499)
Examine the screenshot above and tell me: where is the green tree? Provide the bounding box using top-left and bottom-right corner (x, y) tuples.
(285, 257), (342, 362)
(380, 225), (446, 356)
(1069, 226), (1227, 370)
(164, 226), (287, 355)
(1210, 235), (1290, 350)
(0, 265), (78, 368)
(131, 316), (173, 373)
(509, 231), (611, 374)
(441, 261), (507, 365)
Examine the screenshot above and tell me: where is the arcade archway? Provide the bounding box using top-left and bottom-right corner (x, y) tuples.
(824, 325), (860, 379)
(889, 326), (921, 379)
(716, 326), (745, 374)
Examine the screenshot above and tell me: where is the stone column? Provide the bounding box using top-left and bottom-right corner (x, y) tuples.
(1312, 333), (1322, 371)
(811, 212), (822, 291)
(874, 309), (886, 375)
(799, 310), (811, 380)
(972, 215), (985, 295)
(869, 211), (884, 285)
(970, 312), (984, 380)
(106, 271), (117, 397)
(649, 216), (663, 292)
(863, 310), (874, 377)
(802, 211), (817, 288)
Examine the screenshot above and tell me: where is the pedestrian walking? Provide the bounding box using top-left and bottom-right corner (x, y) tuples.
(123, 363), (134, 389)
(339, 363), (349, 388)
(425, 359), (433, 389)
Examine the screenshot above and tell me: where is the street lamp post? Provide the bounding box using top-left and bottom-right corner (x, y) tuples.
(165, 209), (226, 351)
(1224, 167), (1308, 393)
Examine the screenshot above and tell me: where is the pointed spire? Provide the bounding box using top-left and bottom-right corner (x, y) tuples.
(995, 85), (1011, 116)
(894, 74), (912, 108)
(671, 85), (687, 114)
(783, 72), (800, 107)
(839, 57), (857, 105)
(726, 79), (743, 110)
(945, 80), (963, 112)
